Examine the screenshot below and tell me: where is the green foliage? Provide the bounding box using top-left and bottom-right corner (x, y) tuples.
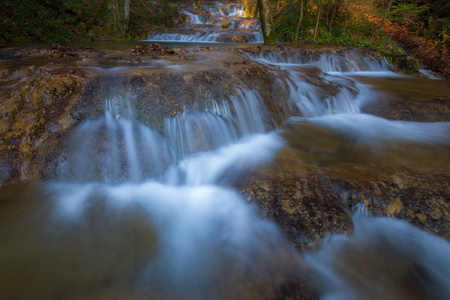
(388, 3), (427, 29)
(274, 0), (404, 54)
(0, 0), (89, 44)
(0, 0), (180, 43)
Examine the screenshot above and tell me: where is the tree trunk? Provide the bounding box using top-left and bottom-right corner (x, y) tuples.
(103, 0), (130, 37)
(253, 1), (259, 18)
(343, 0), (350, 33)
(195, 0), (200, 9)
(294, 0), (304, 45)
(124, 0), (130, 32)
(381, 0), (394, 28)
(313, 0), (322, 43)
(328, 1), (335, 42)
(257, 0), (278, 44)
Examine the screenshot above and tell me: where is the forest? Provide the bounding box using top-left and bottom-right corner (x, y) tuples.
(0, 0), (448, 76)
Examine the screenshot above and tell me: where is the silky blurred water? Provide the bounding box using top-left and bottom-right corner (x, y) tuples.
(1, 8), (450, 298)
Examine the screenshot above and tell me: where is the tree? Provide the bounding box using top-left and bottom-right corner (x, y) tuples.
(294, 0), (305, 44)
(257, 0), (278, 44)
(327, 0), (336, 42)
(103, 0), (131, 36)
(381, 0), (394, 28)
(343, 0), (350, 33)
(313, 0), (323, 43)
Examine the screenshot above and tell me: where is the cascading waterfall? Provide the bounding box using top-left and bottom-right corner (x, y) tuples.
(4, 70), (298, 299)
(284, 72), (361, 116)
(146, 31), (263, 43)
(58, 95), (173, 184)
(147, 32), (223, 43)
(165, 88), (269, 161)
(1, 11), (450, 299)
(145, 1), (263, 43)
(305, 216), (450, 300)
(183, 10), (208, 24)
(250, 49), (389, 72)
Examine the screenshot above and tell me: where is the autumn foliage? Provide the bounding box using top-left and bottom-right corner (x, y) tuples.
(383, 24), (450, 78)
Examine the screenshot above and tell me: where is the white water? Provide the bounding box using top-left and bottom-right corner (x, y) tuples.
(203, 2), (246, 17)
(165, 133), (285, 186)
(294, 114), (450, 148)
(264, 50), (450, 169)
(146, 31), (264, 43)
(52, 50), (449, 299)
(3, 72), (299, 299)
(146, 32), (222, 42)
(0, 180), (301, 299)
(165, 88), (269, 160)
(251, 50), (389, 73)
(58, 95), (173, 184)
(145, 2), (262, 43)
(284, 73), (362, 116)
(305, 217), (450, 300)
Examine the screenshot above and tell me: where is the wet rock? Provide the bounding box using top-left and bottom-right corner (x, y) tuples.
(70, 108), (86, 121)
(0, 153), (20, 186)
(48, 44), (94, 58)
(323, 163), (450, 239)
(357, 75), (450, 122)
(363, 96), (450, 122)
(238, 144), (450, 251)
(0, 52), (89, 185)
(1, 45), (448, 250)
(131, 44), (176, 56)
(237, 148), (354, 252)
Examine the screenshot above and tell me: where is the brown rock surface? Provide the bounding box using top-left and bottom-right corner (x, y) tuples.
(0, 44), (448, 300)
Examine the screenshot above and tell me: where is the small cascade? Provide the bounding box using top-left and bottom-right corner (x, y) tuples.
(305, 217), (450, 300)
(147, 30), (263, 43)
(145, 1), (262, 43)
(314, 51), (389, 73)
(202, 2), (245, 17)
(165, 132), (284, 186)
(147, 32), (222, 42)
(165, 88), (269, 160)
(182, 10), (210, 24)
(165, 111), (238, 160)
(250, 49), (389, 72)
(224, 3), (246, 17)
(283, 114), (450, 167)
(58, 95), (172, 184)
(248, 49), (391, 118)
(285, 74), (361, 116)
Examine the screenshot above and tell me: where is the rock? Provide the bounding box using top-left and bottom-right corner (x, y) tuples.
(358, 75), (450, 122)
(237, 144), (449, 251)
(237, 148), (354, 252)
(70, 108), (86, 121)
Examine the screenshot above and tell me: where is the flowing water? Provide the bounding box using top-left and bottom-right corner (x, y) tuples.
(145, 2), (263, 43)
(1, 2), (450, 300)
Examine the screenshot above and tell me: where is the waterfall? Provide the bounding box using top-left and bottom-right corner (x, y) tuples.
(250, 49), (389, 72)
(305, 217), (450, 300)
(2, 3), (450, 297)
(165, 88), (270, 160)
(146, 31), (264, 43)
(58, 94), (173, 184)
(145, 2), (260, 44)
